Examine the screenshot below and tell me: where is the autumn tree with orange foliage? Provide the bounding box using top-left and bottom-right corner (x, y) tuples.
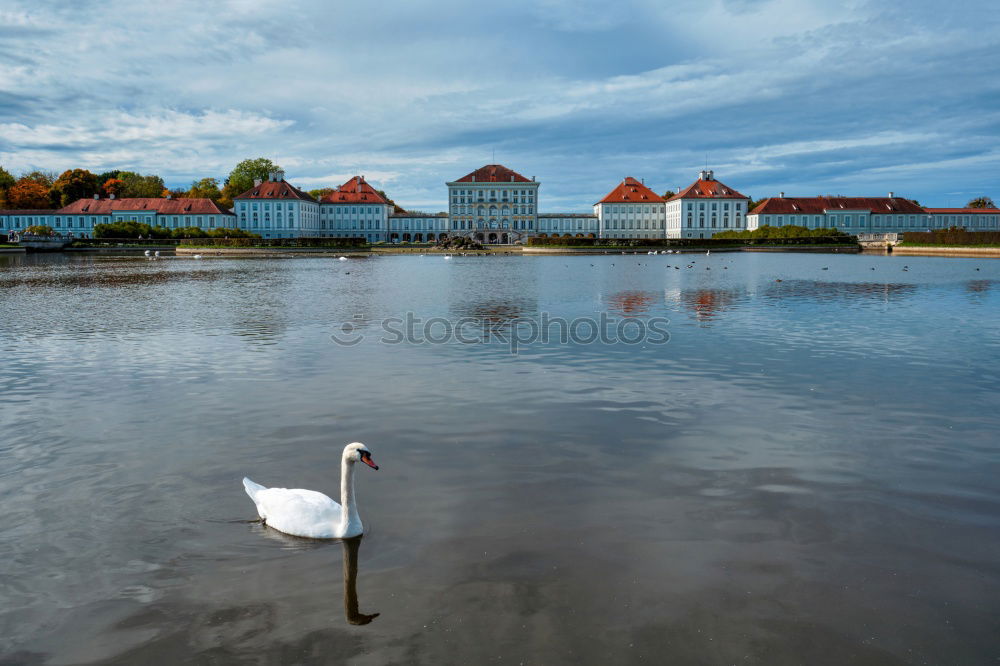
(52, 169), (100, 206)
(7, 180), (54, 209)
(103, 178), (125, 197)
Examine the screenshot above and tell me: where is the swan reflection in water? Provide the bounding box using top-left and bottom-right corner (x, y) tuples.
(342, 536), (379, 625)
(253, 526), (379, 625)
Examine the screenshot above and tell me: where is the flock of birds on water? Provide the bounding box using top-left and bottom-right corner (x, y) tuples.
(143, 247), (985, 276)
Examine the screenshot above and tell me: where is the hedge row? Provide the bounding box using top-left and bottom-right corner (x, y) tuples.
(902, 231), (1000, 246)
(178, 236), (370, 248)
(526, 236), (854, 248)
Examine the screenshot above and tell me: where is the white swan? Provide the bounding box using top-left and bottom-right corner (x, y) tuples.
(243, 442), (379, 539)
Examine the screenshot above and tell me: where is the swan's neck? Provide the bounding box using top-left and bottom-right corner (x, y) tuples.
(340, 458), (362, 534)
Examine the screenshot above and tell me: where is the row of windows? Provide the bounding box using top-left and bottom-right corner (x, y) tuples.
(2, 215), (226, 228)
(452, 205), (534, 215)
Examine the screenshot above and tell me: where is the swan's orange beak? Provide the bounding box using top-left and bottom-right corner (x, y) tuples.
(361, 453), (379, 470)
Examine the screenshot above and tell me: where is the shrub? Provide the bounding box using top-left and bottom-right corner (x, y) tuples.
(902, 230), (1000, 246)
(25, 225), (55, 236)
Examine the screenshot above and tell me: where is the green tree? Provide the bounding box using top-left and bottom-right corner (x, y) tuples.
(52, 168), (100, 206)
(966, 196), (997, 209)
(186, 177), (223, 202)
(96, 170), (121, 185)
(7, 180), (53, 209)
(0, 165), (15, 208)
(20, 170), (57, 187)
(309, 187), (334, 200)
(118, 171), (167, 198)
(222, 158), (281, 204)
(0, 165), (15, 191)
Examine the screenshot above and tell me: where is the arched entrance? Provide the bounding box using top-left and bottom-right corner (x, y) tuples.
(488, 233), (498, 243)
(501, 233), (509, 244)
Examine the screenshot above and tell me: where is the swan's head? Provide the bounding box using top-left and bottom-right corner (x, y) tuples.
(345, 442), (379, 470)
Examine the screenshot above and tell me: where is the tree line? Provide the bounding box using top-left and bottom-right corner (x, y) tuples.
(0, 157), (284, 211)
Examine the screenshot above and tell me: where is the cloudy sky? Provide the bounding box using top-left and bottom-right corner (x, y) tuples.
(1, 0), (997, 210)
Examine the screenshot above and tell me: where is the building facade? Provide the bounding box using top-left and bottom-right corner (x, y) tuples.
(748, 195), (929, 233)
(665, 170), (750, 238)
(319, 176), (390, 243)
(925, 208), (1000, 230)
(1, 196), (234, 236)
(594, 177), (667, 239)
(537, 213), (600, 237)
(446, 165), (540, 244)
(8, 163), (994, 243)
(233, 170), (320, 239)
(388, 212), (449, 242)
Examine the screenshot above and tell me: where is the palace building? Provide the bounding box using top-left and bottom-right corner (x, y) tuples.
(5, 163), (998, 242)
(747, 194), (929, 233)
(446, 165), (540, 244)
(665, 170), (750, 238)
(1, 196), (234, 236)
(594, 177), (667, 239)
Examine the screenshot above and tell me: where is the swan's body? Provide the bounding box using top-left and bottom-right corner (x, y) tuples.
(243, 442), (378, 539)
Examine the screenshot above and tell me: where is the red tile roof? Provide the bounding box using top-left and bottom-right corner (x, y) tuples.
(596, 177), (665, 204)
(666, 176), (747, 201)
(925, 208), (999, 214)
(319, 176), (389, 204)
(234, 179), (315, 202)
(453, 164), (532, 183)
(750, 197), (926, 216)
(58, 197), (234, 215)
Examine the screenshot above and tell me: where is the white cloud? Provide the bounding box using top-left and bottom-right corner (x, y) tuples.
(0, 0), (997, 206)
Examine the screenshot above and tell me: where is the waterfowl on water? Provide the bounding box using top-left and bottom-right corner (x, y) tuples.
(243, 443), (379, 539)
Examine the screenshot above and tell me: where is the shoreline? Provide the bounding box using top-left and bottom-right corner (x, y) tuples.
(523, 244), (859, 255)
(891, 246), (1000, 257)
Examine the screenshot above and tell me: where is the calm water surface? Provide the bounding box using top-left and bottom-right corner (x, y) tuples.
(1, 251), (998, 665)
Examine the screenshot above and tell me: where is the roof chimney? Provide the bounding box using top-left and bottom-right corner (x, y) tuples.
(109, 193), (115, 200)
(93, 194), (99, 199)
(780, 192), (785, 198)
(254, 178), (262, 187)
(888, 191), (894, 198)
(166, 194), (172, 200)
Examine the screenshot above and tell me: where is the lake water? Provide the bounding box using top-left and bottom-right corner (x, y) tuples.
(1, 251), (998, 665)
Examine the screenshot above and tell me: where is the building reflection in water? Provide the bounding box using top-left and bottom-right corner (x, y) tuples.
(450, 296), (535, 328)
(762, 280), (919, 303)
(661, 287), (745, 323)
(966, 279), (993, 294)
(604, 290), (657, 316)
